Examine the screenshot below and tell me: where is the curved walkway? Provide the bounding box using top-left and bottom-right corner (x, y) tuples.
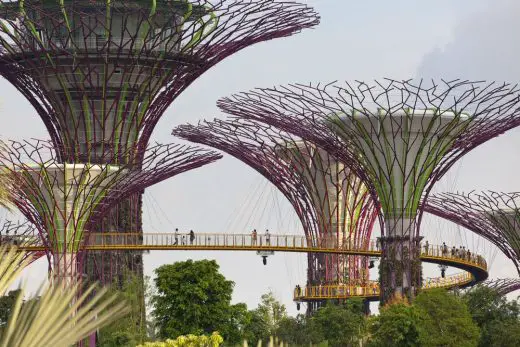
(12, 232), (488, 299)
(294, 272), (474, 302)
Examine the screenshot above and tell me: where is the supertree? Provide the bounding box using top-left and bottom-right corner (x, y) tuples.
(214, 79), (520, 303)
(173, 117), (378, 311)
(0, 219), (46, 264)
(482, 278), (520, 296)
(0, 0), (319, 288)
(0, 138), (220, 286)
(425, 191), (520, 276)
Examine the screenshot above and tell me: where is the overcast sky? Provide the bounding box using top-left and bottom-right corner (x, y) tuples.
(4, 0), (520, 316)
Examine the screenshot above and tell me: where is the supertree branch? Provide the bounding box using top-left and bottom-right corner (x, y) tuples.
(482, 278), (520, 297)
(215, 79), (520, 303)
(0, 219), (47, 264)
(173, 117), (377, 285)
(0, 139), (221, 283)
(0, 0), (319, 163)
(425, 191), (520, 275)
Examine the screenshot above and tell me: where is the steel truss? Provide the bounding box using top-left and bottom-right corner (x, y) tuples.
(0, 139), (221, 284)
(173, 117), (377, 308)
(214, 79), (520, 303)
(0, 0), (319, 293)
(426, 191), (520, 276)
(0, 219), (46, 264)
(0, 0), (319, 162)
(483, 278), (520, 297)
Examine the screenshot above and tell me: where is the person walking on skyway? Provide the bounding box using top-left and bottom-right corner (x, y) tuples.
(189, 230), (195, 245)
(174, 228), (179, 245)
(424, 240), (429, 254)
(265, 229), (271, 246)
(252, 229), (257, 246)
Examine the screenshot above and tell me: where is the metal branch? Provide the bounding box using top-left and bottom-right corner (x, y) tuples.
(483, 278), (520, 297)
(173, 117), (377, 288)
(0, 0), (319, 163)
(213, 79), (520, 303)
(0, 138), (221, 283)
(426, 191), (520, 276)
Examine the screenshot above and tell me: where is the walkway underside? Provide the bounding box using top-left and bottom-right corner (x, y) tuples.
(9, 232), (488, 300)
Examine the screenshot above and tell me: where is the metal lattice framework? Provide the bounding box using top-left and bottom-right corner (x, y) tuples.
(0, 0), (318, 290)
(0, 0), (319, 162)
(482, 278), (520, 297)
(215, 79), (520, 303)
(173, 118), (378, 300)
(0, 219), (46, 264)
(425, 191), (520, 276)
(0, 139), (221, 284)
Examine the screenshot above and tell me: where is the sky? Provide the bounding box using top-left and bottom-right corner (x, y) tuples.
(3, 0), (520, 316)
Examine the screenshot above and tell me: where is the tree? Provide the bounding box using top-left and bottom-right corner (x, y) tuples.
(255, 291), (287, 336)
(137, 332), (224, 347)
(368, 302), (424, 347)
(241, 308), (270, 345)
(0, 290), (20, 328)
(310, 300), (366, 347)
(276, 314), (320, 346)
(99, 273), (148, 346)
(152, 259), (247, 343)
(464, 286), (520, 347)
(414, 289), (480, 347)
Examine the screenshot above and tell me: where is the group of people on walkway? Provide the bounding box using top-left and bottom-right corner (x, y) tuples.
(251, 229), (271, 246)
(173, 228), (196, 245)
(438, 242), (485, 266)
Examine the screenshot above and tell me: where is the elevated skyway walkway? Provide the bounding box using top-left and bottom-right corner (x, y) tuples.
(7, 233), (488, 299)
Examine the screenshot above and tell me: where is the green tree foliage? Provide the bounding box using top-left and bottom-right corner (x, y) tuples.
(151, 260), (247, 344)
(310, 300), (366, 347)
(464, 286), (520, 347)
(368, 302), (423, 347)
(241, 308), (270, 344)
(275, 314), (316, 346)
(414, 289), (480, 347)
(369, 290), (480, 347)
(98, 273), (148, 346)
(255, 291), (287, 336)
(137, 332), (223, 347)
(241, 291), (287, 345)
(0, 290), (20, 328)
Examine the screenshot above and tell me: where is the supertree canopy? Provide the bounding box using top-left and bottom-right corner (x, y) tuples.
(0, 0), (319, 162)
(482, 278), (520, 297)
(215, 79), (520, 303)
(0, 139), (221, 284)
(0, 0), (319, 292)
(425, 191), (520, 276)
(173, 117), (377, 309)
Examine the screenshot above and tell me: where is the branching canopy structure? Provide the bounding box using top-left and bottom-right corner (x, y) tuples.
(216, 79), (520, 302)
(0, 139), (221, 284)
(0, 0), (319, 162)
(173, 117), (377, 305)
(483, 278), (520, 297)
(0, 0), (319, 294)
(426, 191), (520, 276)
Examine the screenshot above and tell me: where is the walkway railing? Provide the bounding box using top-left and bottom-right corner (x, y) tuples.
(293, 272), (474, 301)
(5, 233), (486, 270)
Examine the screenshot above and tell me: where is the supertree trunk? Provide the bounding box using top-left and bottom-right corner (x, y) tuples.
(173, 117), (377, 312)
(213, 79), (520, 303)
(0, 139), (220, 326)
(0, 0), (317, 335)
